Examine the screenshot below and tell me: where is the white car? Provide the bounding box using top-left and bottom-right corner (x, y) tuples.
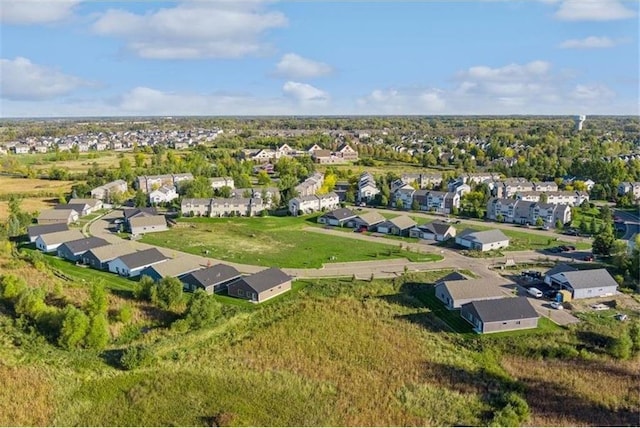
(550, 301), (563, 310)
(527, 287), (543, 298)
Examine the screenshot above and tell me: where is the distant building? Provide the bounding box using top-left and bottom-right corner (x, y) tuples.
(574, 115), (586, 131)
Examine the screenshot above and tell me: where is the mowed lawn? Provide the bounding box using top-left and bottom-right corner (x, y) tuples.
(140, 215), (442, 268)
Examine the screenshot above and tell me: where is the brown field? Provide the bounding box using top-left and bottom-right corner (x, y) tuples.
(0, 177), (74, 196)
(0, 197), (58, 220)
(0, 364), (55, 426)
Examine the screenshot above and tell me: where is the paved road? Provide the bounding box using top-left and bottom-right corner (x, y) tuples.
(614, 208), (640, 242)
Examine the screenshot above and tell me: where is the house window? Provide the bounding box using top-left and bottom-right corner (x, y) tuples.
(516, 321), (521, 325)
(238, 289), (244, 296)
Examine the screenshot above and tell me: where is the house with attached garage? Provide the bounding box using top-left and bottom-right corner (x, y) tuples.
(35, 230), (84, 253)
(68, 198), (103, 215)
(543, 263), (577, 286)
(346, 211), (386, 230)
(56, 236), (110, 262)
(37, 208), (79, 225)
(227, 267), (293, 303)
(55, 203), (91, 217)
(547, 268), (618, 299)
(148, 185), (178, 205)
(81, 243), (137, 270)
(460, 297), (539, 334)
(108, 248), (169, 278)
(140, 256), (204, 283)
(435, 274), (510, 309)
(376, 215), (417, 236)
(129, 215), (168, 235)
(317, 208), (357, 226)
(27, 223), (69, 243)
(181, 263), (242, 294)
(409, 221), (456, 241)
(455, 229), (509, 252)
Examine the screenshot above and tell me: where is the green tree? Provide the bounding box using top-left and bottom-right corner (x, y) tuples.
(555, 219), (563, 230)
(15, 287), (47, 320)
(133, 275), (155, 301)
(120, 345), (155, 370)
(257, 170), (271, 185)
(133, 189), (147, 208)
(117, 304), (133, 323)
(592, 230), (615, 256)
(85, 314), (109, 350)
(395, 198), (404, 210)
(85, 283), (108, 317)
(411, 198), (420, 211)
(535, 217), (544, 227)
(179, 289), (222, 330)
(0, 274), (27, 301)
(609, 329), (633, 360)
(58, 305), (89, 349)
(153, 277), (184, 310)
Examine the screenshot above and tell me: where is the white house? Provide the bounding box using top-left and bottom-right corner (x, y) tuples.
(35, 230), (84, 253)
(149, 185), (178, 204)
(548, 269), (618, 300)
(456, 229), (510, 252)
(108, 248), (169, 277)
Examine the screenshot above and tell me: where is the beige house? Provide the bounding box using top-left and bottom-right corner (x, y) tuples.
(37, 208), (79, 225)
(129, 215), (168, 235)
(227, 268), (292, 303)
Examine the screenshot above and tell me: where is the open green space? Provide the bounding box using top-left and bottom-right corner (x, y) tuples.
(139, 215), (443, 268)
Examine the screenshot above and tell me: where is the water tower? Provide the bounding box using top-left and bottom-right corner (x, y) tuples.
(574, 115), (586, 131)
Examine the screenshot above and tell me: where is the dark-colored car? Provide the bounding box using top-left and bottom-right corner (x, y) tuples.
(559, 245), (570, 252)
(567, 245), (576, 251)
(549, 247), (562, 253)
(583, 254), (594, 261)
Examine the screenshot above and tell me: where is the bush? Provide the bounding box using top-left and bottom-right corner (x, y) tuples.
(58, 305), (89, 350)
(609, 330), (633, 360)
(178, 289), (222, 330)
(153, 277), (184, 310)
(133, 275), (155, 301)
(489, 392), (530, 427)
(120, 345), (155, 370)
(85, 314), (110, 351)
(117, 304), (134, 323)
(0, 274), (27, 301)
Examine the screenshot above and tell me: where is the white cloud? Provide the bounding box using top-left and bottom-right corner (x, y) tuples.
(559, 36), (619, 49)
(0, 0), (80, 24)
(571, 84), (615, 100)
(0, 57), (92, 101)
(457, 60), (551, 81)
(91, 1), (287, 59)
(274, 53), (333, 79)
(356, 88), (446, 114)
(554, 0), (636, 21)
(282, 81), (330, 105)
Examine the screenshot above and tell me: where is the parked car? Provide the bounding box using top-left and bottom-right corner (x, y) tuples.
(614, 313), (628, 322)
(559, 245), (570, 252)
(550, 301), (563, 310)
(583, 254), (594, 261)
(566, 245), (576, 251)
(544, 290), (558, 299)
(548, 247), (562, 253)
(527, 287), (543, 298)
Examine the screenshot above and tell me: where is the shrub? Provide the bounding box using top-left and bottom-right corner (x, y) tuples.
(133, 275), (155, 301)
(120, 345), (155, 370)
(153, 277), (184, 310)
(85, 314), (109, 351)
(489, 392), (530, 427)
(609, 329), (633, 360)
(117, 304), (134, 323)
(178, 289), (222, 330)
(58, 305), (89, 350)
(0, 274), (27, 301)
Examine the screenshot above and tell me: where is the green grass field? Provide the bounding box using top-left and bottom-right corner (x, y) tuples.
(140, 215), (443, 268)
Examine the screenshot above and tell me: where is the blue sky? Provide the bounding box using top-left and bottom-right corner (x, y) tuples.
(0, 0), (638, 117)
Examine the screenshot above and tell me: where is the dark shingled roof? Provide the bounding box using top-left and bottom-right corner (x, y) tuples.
(182, 264), (241, 288)
(436, 271), (469, 283)
(231, 267), (292, 293)
(462, 297), (539, 323)
(123, 207), (157, 220)
(115, 248), (167, 270)
(558, 269), (618, 290)
(59, 236), (110, 254)
(28, 223), (69, 238)
(322, 207), (357, 221)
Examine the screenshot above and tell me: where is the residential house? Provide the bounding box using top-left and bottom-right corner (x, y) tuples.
(547, 269), (618, 299)
(91, 180), (128, 202)
(81, 243), (137, 270)
(460, 298), (539, 334)
(394, 184), (416, 208)
(68, 198), (103, 214)
(317, 208), (357, 226)
(288, 193), (339, 216)
(35, 230), (84, 253)
(516, 191), (589, 206)
(295, 172), (324, 197)
(140, 257), (203, 282)
(27, 223), (69, 243)
(358, 172), (380, 203)
(181, 264), (242, 294)
(210, 177), (235, 190)
(435, 275), (509, 309)
(409, 221), (456, 241)
(533, 181), (559, 192)
(227, 268), (293, 303)
(56, 237), (110, 262)
(181, 198), (212, 217)
(336, 143), (359, 161)
(130, 215), (168, 235)
(123, 207), (158, 229)
(37, 209), (79, 225)
(55, 203), (90, 217)
(401, 173), (443, 189)
(108, 248), (169, 278)
(149, 185), (178, 204)
(136, 173), (194, 193)
(376, 215), (417, 236)
(618, 182), (640, 200)
(422, 191), (459, 214)
(543, 263), (578, 286)
(456, 229), (510, 252)
(346, 211), (386, 230)
(494, 179), (535, 198)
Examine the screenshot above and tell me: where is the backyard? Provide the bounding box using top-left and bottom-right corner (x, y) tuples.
(140, 215), (443, 268)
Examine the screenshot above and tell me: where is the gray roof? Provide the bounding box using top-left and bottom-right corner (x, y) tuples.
(115, 248), (168, 270)
(38, 208), (78, 221)
(37, 230), (85, 246)
(355, 211), (386, 226)
(436, 271), (469, 283)
(68, 198), (101, 208)
(141, 257), (203, 278)
(231, 267), (292, 293)
(424, 221), (455, 235)
(28, 223), (69, 238)
(459, 229), (509, 245)
(545, 263), (578, 278)
(130, 215), (167, 228)
(437, 278), (508, 301)
(124, 207), (157, 220)
(322, 208), (356, 221)
(59, 237), (110, 254)
(85, 242), (137, 262)
(389, 215), (417, 230)
(182, 264), (241, 287)
(55, 203), (88, 213)
(557, 269), (618, 290)
(462, 297), (539, 323)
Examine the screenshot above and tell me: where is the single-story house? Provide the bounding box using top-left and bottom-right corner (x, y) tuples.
(181, 263), (242, 293)
(56, 236), (110, 262)
(317, 208), (357, 227)
(108, 248), (169, 278)
(548, 269), (618, 299)
(409, 221), (456, 241)
(227, 267), (292, 303)
(123, 207), (158, 229)
(37, 208), (79, 225)
(81, 243), (137, 270)
(543, 263), (578, 286)
(435, 276), (509, 309)
(455, 229), (509, 252)
(129, 215), (168, 235)
(27, 223), (69, 243)
(35, 230), (84, 252)
(376, 215), (417, 236)
(140, 256), (204, 282)
(54, 203), (91, 217)
(68, 198), (103, 214)
(460, 297), (539, 334)
(346, 211), (386, 230)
